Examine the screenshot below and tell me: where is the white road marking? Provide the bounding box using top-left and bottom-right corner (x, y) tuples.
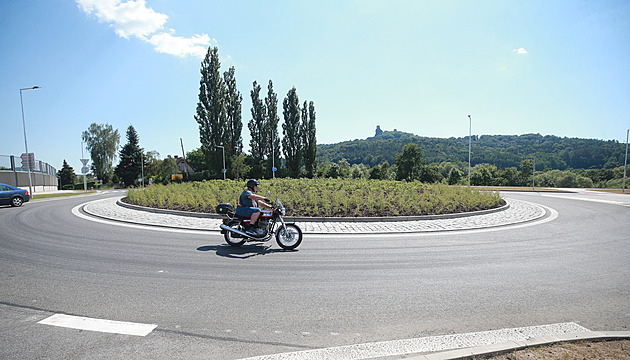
(71, 202), (213, 235)
(238, 322), (590, 360)
(38, 314), (157, 336)
(541, 194), (625, 205)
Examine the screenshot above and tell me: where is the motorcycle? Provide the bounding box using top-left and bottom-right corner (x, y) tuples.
(217, 198), (303, 250)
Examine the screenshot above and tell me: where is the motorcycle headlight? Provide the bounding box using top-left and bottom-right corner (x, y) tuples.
(280, 207), (286, 216)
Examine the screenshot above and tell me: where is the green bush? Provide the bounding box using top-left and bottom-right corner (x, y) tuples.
(126, 179), (504, 217)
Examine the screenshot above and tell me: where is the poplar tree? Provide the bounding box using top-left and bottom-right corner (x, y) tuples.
(282, 87), (302, 177)
(302, 101), (317, 178)
(195, 47), (226, 176)
(224, 66), (243, 172)
(265, 80), (281, 178)
(248, 81), (267, 177)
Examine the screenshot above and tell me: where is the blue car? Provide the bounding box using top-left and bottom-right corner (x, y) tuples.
(0, 183), (30, 207)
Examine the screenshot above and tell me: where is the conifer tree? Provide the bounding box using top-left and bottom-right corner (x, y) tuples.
(57, 160), (77, 187)
(115, 125), (144, 187)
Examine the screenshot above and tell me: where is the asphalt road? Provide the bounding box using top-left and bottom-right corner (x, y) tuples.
(0, 190), (628, 359)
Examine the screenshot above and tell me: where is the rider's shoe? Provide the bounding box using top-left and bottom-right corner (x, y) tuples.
(245, 229), (257, 236)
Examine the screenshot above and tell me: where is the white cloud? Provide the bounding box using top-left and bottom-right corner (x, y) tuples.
(76, 0), (212, 58)
(77, 0), (167, 38)
(512, 48), (528, 55)
(148, 31), (214, 58)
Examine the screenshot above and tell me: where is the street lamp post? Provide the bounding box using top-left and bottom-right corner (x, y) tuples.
(467, 115), (472, 186)
(216, 145), (226, 180)
(532, 155), (536, 190)
(20, 86), (41, 197)
(623, 129), (629, 193)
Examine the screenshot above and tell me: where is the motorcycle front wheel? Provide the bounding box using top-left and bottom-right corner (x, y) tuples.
(275, 224), (303, 250)
(224, 220), (246, 247)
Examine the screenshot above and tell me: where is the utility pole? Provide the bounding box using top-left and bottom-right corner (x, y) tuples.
(180, 138), (189, 180)
(623, 129), (629, 193)
(20, 86), (41, 196)
(468, 115), (472, 186)
(532, 155), (536, 190)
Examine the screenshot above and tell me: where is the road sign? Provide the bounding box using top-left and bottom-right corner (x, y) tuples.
(80, 158), (90, 166)
(81, 166), (90, 174)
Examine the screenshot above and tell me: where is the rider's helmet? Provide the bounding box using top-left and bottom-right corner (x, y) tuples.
(246, 179), (260, 191)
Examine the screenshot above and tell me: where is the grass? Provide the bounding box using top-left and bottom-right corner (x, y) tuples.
(32, 190), (97, 199)
(126, 179), (505, 217)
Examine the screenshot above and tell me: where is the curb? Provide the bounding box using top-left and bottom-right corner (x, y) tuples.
(410, 331), (630, 360)
(116, 198), (510, 223)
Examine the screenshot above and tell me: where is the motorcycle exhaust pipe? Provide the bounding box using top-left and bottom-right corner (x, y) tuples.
(220, 224), (254, 239)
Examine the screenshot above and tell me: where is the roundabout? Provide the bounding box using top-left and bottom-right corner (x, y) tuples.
(0, 190), (628, 359)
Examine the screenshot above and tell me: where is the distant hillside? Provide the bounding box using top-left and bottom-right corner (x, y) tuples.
(317, 130), (626, 170)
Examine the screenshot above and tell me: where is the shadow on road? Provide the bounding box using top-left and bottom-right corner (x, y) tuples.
(197, 244), (297, 259)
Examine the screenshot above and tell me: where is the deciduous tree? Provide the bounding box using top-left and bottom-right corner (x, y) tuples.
(195, 47), (226, 177)
(265, 80), (281, 178)
(282, 87), (302, 177)
(302, 100), (317, 178)
(81, 123), (120, 183)
(248, 81), (267, 177)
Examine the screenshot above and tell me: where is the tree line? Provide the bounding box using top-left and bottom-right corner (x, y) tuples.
(62, 46), (318, 188)
(318, 130), (627, 171)
(314, 130), (628, 188)
(191, 47), (317, 180)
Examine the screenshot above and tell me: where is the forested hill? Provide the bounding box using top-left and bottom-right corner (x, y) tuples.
(317, 131), (626, 170)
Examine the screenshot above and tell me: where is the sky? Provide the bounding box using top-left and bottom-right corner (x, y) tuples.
(1, 0), (629, 174)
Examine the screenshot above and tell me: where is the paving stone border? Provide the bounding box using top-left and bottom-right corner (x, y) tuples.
(82, 196), (549, 234)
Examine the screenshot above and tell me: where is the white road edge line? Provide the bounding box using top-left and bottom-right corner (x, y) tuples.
(237, 322), (591, 360)
(71, 202), (213, 235)
(38, 314), (157, 336)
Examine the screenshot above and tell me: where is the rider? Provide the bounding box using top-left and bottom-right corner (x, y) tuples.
(236, 179), (272, 236)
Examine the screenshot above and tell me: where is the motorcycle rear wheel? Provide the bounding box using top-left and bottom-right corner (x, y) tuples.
(275, 224), (302, 250)
(224, 220), (246, 247)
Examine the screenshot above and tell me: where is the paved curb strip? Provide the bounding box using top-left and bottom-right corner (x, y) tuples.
(414, 331), (630, 360)
(81, 197), (549, 234)
(236, 324), (621, 360)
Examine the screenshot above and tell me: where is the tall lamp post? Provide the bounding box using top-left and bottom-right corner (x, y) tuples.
(20, 86), (41, 197)
(467, 115), (472, 186)
(216, 145), (226, 180)
(623, 129), (629, 193)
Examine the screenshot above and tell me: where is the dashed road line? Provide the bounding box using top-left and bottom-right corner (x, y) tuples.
(38, 314), (157, 336)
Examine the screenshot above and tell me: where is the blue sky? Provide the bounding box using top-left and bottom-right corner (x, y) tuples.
(1, 0), (629, 174)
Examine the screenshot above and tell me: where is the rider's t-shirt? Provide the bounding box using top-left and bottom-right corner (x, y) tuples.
(236, 190), (260, 218)
(238, 190), (257, 208)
